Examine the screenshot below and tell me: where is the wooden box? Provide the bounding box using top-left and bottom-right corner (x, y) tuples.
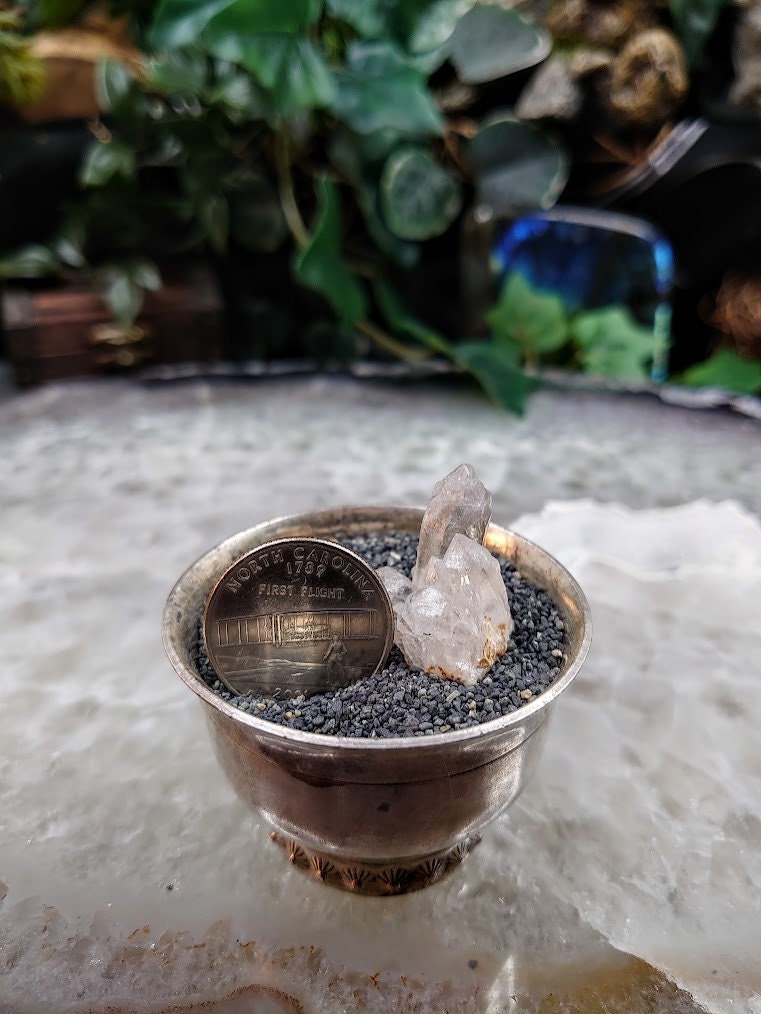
(2, 262), (223, 385)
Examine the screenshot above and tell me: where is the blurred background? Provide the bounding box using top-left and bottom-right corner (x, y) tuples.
(1, 0), (760, 411)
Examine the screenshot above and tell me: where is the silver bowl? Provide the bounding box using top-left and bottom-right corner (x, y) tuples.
(162, 506), (591, 895)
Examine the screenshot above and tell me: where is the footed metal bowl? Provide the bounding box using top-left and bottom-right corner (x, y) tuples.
(162, 506), (591, 895)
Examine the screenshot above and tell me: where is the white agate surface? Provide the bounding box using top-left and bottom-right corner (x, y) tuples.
(1, 377), (760, 1013)
(513, 499), (761, 1013)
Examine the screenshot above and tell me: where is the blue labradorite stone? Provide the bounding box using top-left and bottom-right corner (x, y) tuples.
(492, 207), (675, 379)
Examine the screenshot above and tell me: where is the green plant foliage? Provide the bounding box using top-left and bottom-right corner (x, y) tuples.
(469, 117), (569, 215)
(211, 35), (335, 115)
(0, 10), (47, 106)
(325, 0), (395, 39)
(52, 220), (88, 269)
(149, 0), (334, 116)
(0, 244), (61, 279)
(80, 141), (137, 187)
(379, 272), (536, 415)
(96, 60), (139, 113)
(356, 183), (420, 267)
(374, 277), (536, 412)
(448, 4), (549, 83)
(406, 0), (475, 54)
(102, 273), (140, 325)
(355, 127), (408, 165)
(2, 0), (580, 411)
(374, 276), (451, 354)
(332, 42), (442, 136)
(452, 341), (538, 414)
(145, 51), (209, 96)
(96, 259), (162, 327)
(570, 306), (666, 381)
(680, 348), (761, 394)
(483, 272), (674, 399)
(486, 272), (568, 360)
(203, 62), (271, 120)
(149, 0), (323, 49)
(294, 177), (368, 330)
(129, 260), (162, 291)
(380, 147), (461, 240)
(669, 0), (726, 68)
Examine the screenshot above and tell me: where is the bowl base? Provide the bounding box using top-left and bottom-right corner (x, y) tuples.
(269, 831), (481, 896)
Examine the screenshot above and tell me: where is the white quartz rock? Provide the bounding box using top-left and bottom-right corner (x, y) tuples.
(396, 534), (513, 685)
(375, 565), (413, 612)
(413, 463), (492, 584)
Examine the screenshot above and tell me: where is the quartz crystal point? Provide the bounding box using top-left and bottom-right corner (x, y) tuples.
(376, 566), (413, 611)
(396, 534), (513, 686)
(413, 463), (492, 585)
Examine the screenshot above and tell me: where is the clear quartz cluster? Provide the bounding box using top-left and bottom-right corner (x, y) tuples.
(378, 464), (513, 685)
(413, 462), (493, 578)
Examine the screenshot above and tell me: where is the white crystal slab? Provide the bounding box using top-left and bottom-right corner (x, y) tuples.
(1, 378), (760, 1012)
(515, 498), (761, 576)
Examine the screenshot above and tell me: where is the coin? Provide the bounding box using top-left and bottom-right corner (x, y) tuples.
(203, 538), (394, 699)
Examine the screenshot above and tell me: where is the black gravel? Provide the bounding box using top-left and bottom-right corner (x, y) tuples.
(191, 532), (567, 738)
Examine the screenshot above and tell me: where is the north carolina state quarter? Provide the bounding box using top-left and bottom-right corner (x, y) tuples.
(203, 538), (394, 699)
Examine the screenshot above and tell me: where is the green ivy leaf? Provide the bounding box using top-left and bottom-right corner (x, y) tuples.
(0, 244), (60, 279)
(331, 125), (427, 264)
(206, 67), (270, 120)
(53, 237), (86, 269)
(332, 42), (442, 136)
(405, 43), (451, 75)
(149, 0), (322, 49)
(486, 272), (568, 358)
(449, 5), (549, 83)
(374, 277), (450, 353)
(146, 51), (209, 96)
(469, 116), (568, 215)
(407, 0), (475, 54)
(210, 35), (335, 115)
(374, 278), (535, 412)
(129, 259), (162, 291)
(680, 348), (761, 394)
(570, 306), (664, 381)
(356, 127), (408, 165)
(669, 0), (725, 67)
(149, 3), (333, 114)
(80, 141), (136, 188)
(453, 341), (537, 414)
(325, 0), (394, 38)
(51, 212), (88, 268)
(380, 147), (461, 240)
(375, 277), (535, 411)
(99, 269), (144, 327)
(358, 184), (420, 267)
(95, 60), (137, 112)
(293, 177), (367, 330)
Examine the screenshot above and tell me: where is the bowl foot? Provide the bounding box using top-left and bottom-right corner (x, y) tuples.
(269, 831), (481, 896)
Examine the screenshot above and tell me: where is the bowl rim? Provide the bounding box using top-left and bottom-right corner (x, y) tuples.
(162, 506), (592, 753)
